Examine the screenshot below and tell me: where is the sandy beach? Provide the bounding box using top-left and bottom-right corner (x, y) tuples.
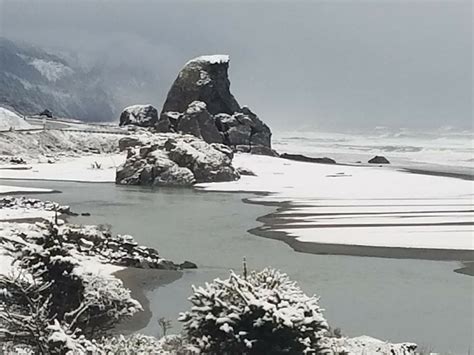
(198, 154), (473, 259)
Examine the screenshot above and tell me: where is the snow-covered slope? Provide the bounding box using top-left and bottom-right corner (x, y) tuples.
(0, 107), (32, 130)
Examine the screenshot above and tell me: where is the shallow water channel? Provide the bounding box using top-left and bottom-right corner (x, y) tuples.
(7, 179), (473, 353)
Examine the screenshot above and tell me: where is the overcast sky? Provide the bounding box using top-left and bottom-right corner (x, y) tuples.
(0, 0), (471, 131)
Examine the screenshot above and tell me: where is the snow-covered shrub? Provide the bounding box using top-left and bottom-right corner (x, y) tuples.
(17, 223), (84, 322)
(0, 270), (54, 352)
(90, 333), (197, 354)
(0, 222), (141, 351)
(78, 274), (142, 337)
(179, 268), (328, 354)
(92, 334), (165, 354)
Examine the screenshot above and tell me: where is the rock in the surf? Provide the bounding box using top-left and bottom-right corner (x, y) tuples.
(368, 156), (390, 164)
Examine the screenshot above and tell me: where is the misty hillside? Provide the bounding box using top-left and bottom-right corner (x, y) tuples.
(0, 38), (141, 122)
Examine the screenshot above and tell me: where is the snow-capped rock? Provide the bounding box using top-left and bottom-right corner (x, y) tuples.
(116, 132), (240, 186)
(119, 104), (159, 128)
(157, 55), (274, 156)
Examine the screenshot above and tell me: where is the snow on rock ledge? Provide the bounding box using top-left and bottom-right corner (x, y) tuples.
(116, 132), (239, 186)
(185, 54), (230, 66)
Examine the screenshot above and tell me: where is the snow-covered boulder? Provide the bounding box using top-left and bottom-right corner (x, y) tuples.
(116, 133), (240, 186)
(157, 55), (275, 156)
(0, 107), (32, 131)
(119, 104), (159, 128)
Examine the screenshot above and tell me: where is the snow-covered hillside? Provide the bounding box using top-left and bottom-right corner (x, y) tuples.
(0, 37), (162, 123)
(0, 37), (115, 122)
(0, 107), (32, 131)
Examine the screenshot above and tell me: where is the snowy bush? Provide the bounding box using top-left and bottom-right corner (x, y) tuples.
(179, 268), (328, 354)
(0, 222), (141, 351)
(78, 274), (142, 337)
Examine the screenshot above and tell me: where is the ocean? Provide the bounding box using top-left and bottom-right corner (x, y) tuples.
(272, 128), (474, 175)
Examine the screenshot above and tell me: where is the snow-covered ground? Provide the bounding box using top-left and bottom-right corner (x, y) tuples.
(198, 154), (474, 252)
(0, 154), (125, 182)
(0, 207), (56, 222)
(0, 184), (53, 194)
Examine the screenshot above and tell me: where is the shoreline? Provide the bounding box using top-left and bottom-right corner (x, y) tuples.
(245, 200), (474, 263)
(0, 189), (61, 195)
(400, 167), (474, 181)
(0, 176), (115, 184)
(113, 267), (183, 334)
(453, 262), (474, 276)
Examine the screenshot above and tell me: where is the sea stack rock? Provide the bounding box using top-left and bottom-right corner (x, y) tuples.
(368, 156), (390, 164)
(157, 55), (275, 156)
(119, 104), (159, 128)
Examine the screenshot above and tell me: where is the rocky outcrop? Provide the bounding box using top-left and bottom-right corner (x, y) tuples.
(157, 55), (275, 156)
(59, 224), (180, 269)
(0, 220), (189, 270)
(0, 196), (71, 215)
(116, 133), (239, 186)
(368, 156), (390, 164)
(119, 104), (158, 128)
(280, 153), (336, 164)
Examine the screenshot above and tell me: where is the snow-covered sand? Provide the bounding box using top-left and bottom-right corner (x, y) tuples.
(0, 184), (53, 194)
(0, 154), (125, 182)
(0, 208), (56, 222)
(198, 154), (474, 254)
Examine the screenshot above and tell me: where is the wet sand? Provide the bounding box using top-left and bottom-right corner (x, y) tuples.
(454, 262), (474, 276)
(113, 268), (182, 333)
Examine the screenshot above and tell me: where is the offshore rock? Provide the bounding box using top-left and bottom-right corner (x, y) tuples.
(368, 155), (390, 164)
